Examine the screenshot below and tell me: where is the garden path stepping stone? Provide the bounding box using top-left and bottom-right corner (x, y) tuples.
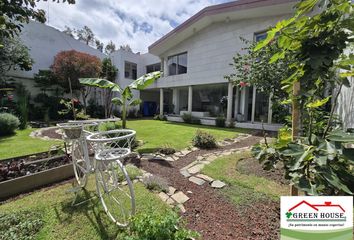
(171, 191), (190, 204)
(168, 186), (176, 196)
(196, 156), (204, 161)
(166, 198), (175, 205)
(187, 163), (205, 174)
(211, 180), (226, 188)
(158, 192), (170, 202)
(180, 169), (191, 178)
(189, 176), (205, 185)
(177, 204), (186, 213)
(196, 174), (214, 182)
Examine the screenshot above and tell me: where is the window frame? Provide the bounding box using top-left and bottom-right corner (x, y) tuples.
(124, 61), (137, 80)
(167, 52), (187, 76)
(146, 63), (161, 74)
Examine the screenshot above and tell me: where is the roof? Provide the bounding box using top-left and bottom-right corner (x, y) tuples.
(149, 0), (296, 55)
(288, 200), (345, 212)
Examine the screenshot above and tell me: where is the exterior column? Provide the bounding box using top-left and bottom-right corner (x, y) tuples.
(268, 92), (273, 124)
(251, 86), (257, 123)
(188, 85), (193, 113)
(172, 88), (180, 114)
(234, 86), (239, 119)
(160, 88), (164, 115)
(226, 82), (233, 123)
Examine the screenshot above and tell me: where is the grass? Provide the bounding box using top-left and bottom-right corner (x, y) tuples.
(202, 151), (288, 205)
(127, 119), (249, 153)
(0, 128), (61, 160)
(0, 176), (172, 239)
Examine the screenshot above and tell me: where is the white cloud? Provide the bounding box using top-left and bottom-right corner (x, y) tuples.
(36, 0), (232, 53)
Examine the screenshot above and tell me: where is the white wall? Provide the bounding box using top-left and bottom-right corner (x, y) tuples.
(149, 14), (291, 89)
(336, 77), (354, 130)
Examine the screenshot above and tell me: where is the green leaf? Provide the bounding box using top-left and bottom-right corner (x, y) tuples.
(129, 71), (161, 90)
(327, 130), (354, 143)
(306, 96), (330, 109)
(111, 97), (123, 106)
(79, 78), (121, 92)
(129, 98), (142, 106)
(320, 167), (353, 194)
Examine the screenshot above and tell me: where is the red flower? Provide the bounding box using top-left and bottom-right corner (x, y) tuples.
(239, 81), (248, 87)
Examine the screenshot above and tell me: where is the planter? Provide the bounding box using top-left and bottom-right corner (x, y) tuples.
(166, 115), (184, 123)
(0, 163), (74, 200)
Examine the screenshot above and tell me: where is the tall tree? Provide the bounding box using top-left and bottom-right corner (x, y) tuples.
(119, 44), (133, 53)
(76, 26), (95, 46)
(105, 40), (116, 54)
(0, 0), (75, 45)
(51, 50), (101, 118)
(95, 39), (104, 52)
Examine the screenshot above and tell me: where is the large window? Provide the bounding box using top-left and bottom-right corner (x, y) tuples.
(168, 52), (187, 76)
(254, 31), (267, 42)
(125, 61), (137, 79)
(146, 63), (161, 73)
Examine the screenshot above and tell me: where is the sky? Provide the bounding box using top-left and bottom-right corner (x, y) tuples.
(36, 0), (232, 53)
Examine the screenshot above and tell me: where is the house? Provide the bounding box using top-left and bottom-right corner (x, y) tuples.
(141, 0), (297, 131)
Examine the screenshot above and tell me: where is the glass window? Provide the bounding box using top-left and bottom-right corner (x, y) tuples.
(125, 61), (137, 79)
(255, 32), (267, 42)
(168, 52), (187, 76)
(146, 63), (161, 73)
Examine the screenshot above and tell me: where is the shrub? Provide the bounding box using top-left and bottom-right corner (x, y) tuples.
(192, 130), (217, 149)
(119, 211), (199, 240)
(158, 146), (176, 155)
(0, 211), (43, 240)
(191, 117), (201, 125)
(0, 113), (20, 136)
(142, 175), (169, 192)
(182, 113), (192, 123)
(215, 115), (226, 127)
(117, 164), (142, 182)
(154, 114), (167, 121)
(98, 121), (121, 131)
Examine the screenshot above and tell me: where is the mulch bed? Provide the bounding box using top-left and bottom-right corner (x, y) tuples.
(237, 157), (289, 185)
(126, 134), (281, 240)
(40, 127), (62, 140)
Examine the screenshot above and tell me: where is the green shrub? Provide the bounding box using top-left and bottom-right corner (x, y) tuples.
(119, 211), (199, 240)
(158, 146), (176, 155)
(182, 113), (192, 123)
(117, 164), (142, 182)
(0, 211), (43, 240)
(0, 113), (20, 136)
(215, 115), (225, 128)
(98, 121), (121, 131)
(192, 130), (217, 149)
(142, 175), (169, 192)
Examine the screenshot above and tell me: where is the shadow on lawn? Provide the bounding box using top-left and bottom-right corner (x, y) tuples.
(54, 189), (120, 239)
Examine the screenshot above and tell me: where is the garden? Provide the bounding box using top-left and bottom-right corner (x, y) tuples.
(1, 0), (354, 240)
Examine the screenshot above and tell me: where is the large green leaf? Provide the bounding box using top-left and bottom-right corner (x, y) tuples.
(129, 71), (161, 90)
(306, 96), (330, 109)
(320, 167), (353, 194)
(79, 78), (121, 92)
(111, 97), (123, 106)
(129, 98), (142, 106)
(327, 129), (354, 143)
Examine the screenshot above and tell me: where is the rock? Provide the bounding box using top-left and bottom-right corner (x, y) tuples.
(196, 156), (204, 161)
(206, 155), (218, 162)
(191, 147), (198, 151)
(165, 156), (174, 162)
(181, 150), (191, 156)
(187, 164), (205, 174)
(180, 169), (191, 178)
(171, 191), (190, 204)
(177, 204), (186, 213)
(158, 192), (170, 202)
(196, 174), (214, 182)
(187, 190), (193, 194)
(189, 176), (205, 185)
(180, 161), (198, 171)
(166, 198), (175, 205)
(167, 186), (176, 196)
(211, 180), (226, 188)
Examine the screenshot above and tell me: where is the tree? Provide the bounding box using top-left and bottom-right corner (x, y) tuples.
(62, 26), (75, 38)
(0, 37), (33, 84)
(0, 0), (75, 45)
(76, 26), (95, 46)
(80, 71), (161, 128)
(95, 39), (104, 52)
(253, 0), (354, 195)
(99, 58), (118, 117)
(119, 44), (133, 52)
(51, 50), (101, 119)
(105, 40), (116, 54)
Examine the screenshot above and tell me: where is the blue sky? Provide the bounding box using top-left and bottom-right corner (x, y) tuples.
(36, 0), (232, 53)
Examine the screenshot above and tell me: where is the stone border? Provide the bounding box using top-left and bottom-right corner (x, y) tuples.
(30, 126), (62, 141)
(0, 163), (74, 200)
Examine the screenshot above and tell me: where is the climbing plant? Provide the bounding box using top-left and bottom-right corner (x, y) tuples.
(252, 0), (354, 195)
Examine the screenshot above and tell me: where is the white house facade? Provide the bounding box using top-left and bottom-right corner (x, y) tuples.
(145, 0), (296, 130)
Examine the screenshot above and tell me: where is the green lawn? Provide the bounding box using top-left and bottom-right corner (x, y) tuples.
(127, 120), (249, 153)
(0, 177), (171, 239)
(0, 128), (61, 160)
(202, 151), (288, 205)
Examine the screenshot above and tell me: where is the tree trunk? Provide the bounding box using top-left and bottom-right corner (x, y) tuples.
(291, 80), (301, 196)
(81, 88), (87, 115)
(68, 77), (76, 120)
(122, 97), (127, 129)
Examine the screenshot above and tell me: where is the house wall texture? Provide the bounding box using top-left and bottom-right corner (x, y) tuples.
(148, 14), (291, 89)
(336, 76), (354, 130)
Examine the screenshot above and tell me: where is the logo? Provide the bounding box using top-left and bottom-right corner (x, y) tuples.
(280, 196), (353, 240)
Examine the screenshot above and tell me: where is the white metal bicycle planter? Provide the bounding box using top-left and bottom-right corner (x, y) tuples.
(57, 119), (136, 227)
